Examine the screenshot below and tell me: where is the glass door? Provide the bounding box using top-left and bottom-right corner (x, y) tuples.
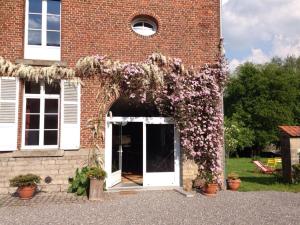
(143, 123), (180, 187)
(109, 123), (122, 187)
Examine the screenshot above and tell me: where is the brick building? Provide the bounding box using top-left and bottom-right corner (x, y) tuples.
(0, 0), (222, 194)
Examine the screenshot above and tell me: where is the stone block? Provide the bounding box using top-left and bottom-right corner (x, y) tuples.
(42, 160), (56, 165)
(55, 160), (69, 165)
(0, 187), (9, 194)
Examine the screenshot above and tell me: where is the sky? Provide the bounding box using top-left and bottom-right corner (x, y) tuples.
(222, 0), (300, 71)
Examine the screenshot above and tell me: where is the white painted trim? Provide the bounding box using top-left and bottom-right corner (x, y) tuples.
(21, 81), (60, 150)
(60, 80), (81, 150)
(132, 17), (157, 36)
(0, 77), (19, 151)
(106, 117), (174, 124)
(24, 0), (61, 60)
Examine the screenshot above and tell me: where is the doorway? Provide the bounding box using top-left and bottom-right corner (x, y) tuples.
(112, 122), (143, 187)
(105, 117), (180, 188)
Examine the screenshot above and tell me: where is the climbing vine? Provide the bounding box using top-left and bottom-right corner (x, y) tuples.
(0, 51), (228, 183)
(0, 56), (79, 84)
(76, 53), (228, 183)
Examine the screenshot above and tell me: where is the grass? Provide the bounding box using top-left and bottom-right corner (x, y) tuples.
(226, 158), (300, 192)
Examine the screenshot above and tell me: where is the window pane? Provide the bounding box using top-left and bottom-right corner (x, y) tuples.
(44, 130), (58, 145)
(47, 0), (60, 15)
(26, 99), (40, 113)
(146, 124), (175, 172)
(144, 23), (153, 29)
(44, 115), (58, 129)
(25, 130), (39, 146)
(25, 114), (40, 129)
(112, 124), (121, 173)
(29, 0), (42, 13)
(47, 15), (60, 30)
(28, 30), (42, 45)
(25, 81), (40, 94)
(47, 31), (60, 46)
(45, 99), (58, 113)
(45, 83), (60, 94)
(134, 22), (143, 27)
(29, 14), (42, 29)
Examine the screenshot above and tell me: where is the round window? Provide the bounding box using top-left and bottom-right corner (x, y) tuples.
(131, 16), (158, 36)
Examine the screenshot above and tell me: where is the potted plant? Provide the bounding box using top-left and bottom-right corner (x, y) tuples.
(202, 171), (218, 196)
(9, 174), (41, 200)
(87, 166), (107, 201)
(227, 172), (241, 191)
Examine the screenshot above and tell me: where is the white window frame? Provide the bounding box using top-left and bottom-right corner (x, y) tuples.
(24, 0), (61, 61)
(131, 17), (157, 36)
(22, 81), (60, 150)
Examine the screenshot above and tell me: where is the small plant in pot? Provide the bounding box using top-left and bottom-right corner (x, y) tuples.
(227, 172), (241, 191)
(87, 166), (107, 201)
(9, 174), (41, 200)
(202, 171), (219, 197)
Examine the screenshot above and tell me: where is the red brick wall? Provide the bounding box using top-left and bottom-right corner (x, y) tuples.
(0, 0), (220, 66)
(61, 0), (221, 67)
(0, 0), (25, 61)
(1, 0), (221, 150)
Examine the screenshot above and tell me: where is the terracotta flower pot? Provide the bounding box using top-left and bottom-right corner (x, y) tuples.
(89, 178), (104, 201)
(203, 183), (218, 196)
(227, 179), (241, 191)
(17, 185), (36, 200)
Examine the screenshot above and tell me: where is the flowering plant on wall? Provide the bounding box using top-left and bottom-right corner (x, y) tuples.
(76, 52), (228, 184)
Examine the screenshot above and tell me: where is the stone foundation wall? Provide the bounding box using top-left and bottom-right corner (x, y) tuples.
(0, 150), (89, 194)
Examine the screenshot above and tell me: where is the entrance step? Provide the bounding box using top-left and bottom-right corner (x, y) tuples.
(106, 186), (179, 193)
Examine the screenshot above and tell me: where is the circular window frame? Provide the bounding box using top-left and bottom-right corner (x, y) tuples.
(131, 15), (158, 37)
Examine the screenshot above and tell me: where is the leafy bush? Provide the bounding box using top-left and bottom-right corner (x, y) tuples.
(9, 174), (41, 187)
(68, 167), (90, 196)
(68, 166), (107, 196)
(87, 167), (107, 180)
(227, 172), (239, 180)
(201, 171), (218, 185)
(292, 164), (300, 183)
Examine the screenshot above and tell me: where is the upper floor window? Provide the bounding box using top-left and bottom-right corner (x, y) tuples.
(131, 16), (158, 37)
(25, 0), (61, 61)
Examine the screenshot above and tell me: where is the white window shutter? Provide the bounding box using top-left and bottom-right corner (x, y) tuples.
(60, 80), (81, 150)
(0, 77), (19, 151)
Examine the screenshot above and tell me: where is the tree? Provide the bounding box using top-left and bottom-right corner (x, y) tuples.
(224, 116), (254, 158)
(224, 57), (300, 150)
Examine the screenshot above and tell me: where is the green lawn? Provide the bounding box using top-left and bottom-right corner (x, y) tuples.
(226, 158), (300, 192)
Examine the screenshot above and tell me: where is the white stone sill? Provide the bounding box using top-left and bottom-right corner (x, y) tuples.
(0, 149), (90, 158)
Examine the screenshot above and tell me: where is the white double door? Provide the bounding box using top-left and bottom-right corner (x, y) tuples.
(105, 117), (180, 188)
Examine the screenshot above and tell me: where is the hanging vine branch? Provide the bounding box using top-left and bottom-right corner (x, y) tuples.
(76, 52), (228, 183)
(0, 56), (80, 84)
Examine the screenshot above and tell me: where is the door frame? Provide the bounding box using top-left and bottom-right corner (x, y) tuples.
(105, 116), (180, 188)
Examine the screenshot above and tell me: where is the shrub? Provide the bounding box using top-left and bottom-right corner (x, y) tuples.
(227, 172), (239, 180)
(201, 171), (218, 185)
(87, 167), (107, 180)
(68, 167), (90, 196)
(9, 174), (41, 187)
(292, 164), (300, 183)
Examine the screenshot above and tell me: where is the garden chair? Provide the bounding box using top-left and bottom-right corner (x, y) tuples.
(274, 157), (282, 165)
(253, 160), (275, 174)
(267, 158), (276, 169)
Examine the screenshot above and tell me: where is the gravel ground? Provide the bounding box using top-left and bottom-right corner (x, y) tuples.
(0, 190), (299, 225)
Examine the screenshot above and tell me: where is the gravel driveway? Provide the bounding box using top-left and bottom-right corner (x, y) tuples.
(0, 190), (299, 225)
